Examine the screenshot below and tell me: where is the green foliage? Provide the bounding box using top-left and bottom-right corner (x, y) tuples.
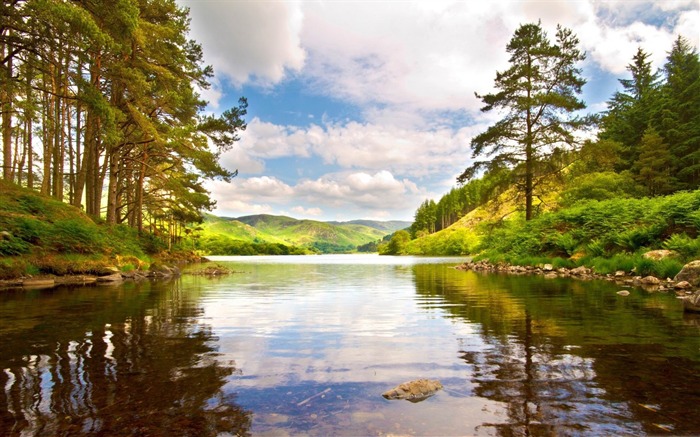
(380, 230), (411, 255)
(196, 234), (310, 256)
(560, 172), (641, 206)
(404, 228), (480, 256)
(50, 219), (105, 254)
(663, 234), (700, 258)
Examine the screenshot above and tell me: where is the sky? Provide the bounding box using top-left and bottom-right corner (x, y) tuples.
(177, 0), (699, 222)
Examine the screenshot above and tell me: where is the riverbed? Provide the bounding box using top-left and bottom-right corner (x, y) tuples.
(1, 254), (699, 435)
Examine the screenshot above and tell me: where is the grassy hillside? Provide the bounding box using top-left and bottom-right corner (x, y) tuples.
(196, 214), (399, 254)
(400, 188), (700, 278)
(327, 219), (411, 232)
(0, 180), (154, 278)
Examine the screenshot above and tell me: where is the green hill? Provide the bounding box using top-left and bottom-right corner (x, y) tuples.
(196, 214), (408, 254)
(0, 180), (156, 278)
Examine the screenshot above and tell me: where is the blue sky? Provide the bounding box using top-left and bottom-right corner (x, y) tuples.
(178, 0), (699, 222)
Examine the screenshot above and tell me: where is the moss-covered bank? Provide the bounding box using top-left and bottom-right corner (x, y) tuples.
(0, 180), (202, 283)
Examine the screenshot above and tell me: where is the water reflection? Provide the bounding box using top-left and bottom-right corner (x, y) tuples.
(413, 265), (700, 435)
(0, 280), (251, 436)
(2, 257), (700, 436)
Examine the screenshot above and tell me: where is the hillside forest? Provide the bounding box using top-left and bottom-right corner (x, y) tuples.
(393, 23), (700, 278)
(0, 0), (247, 246)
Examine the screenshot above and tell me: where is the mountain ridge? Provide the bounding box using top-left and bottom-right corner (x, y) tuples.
(197, 213), (411, 254)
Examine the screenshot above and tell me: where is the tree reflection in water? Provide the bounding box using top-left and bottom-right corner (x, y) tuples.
(413, 264), (700, 436)
(0, 279), (251, 436)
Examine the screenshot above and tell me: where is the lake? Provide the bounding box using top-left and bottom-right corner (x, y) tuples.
(1, 254), (699, 436)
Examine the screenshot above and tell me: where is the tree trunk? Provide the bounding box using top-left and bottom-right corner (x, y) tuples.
(106, 146), (120, 224)
(2, 37), (13, 181)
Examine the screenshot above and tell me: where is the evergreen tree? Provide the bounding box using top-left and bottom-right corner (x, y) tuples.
(600, 48), (661, 169)
(633, 128), (675, 196)
(460, 22), (589, 220)
(659, 36), (700, 190)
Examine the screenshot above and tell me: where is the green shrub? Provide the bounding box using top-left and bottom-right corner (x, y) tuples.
(586, 239), (606, 257)
(663, 233), (700, 259)
(652, 258), (684, 279)
(51, 219), (104, 254)
(0, 236), (31, 256)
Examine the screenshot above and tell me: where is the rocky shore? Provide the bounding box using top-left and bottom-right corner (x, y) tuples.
(0, 253), (221, 290)
(0, 263), (184, 290)
(455, 259), (700, 312)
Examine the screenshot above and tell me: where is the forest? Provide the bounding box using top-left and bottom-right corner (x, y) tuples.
(0, 0), (247, 246)
(390, 23), (700, 276)
(411, 28), (699, 238)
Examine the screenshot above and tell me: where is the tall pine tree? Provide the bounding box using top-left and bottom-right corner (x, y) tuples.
(460, 22), (589, 220)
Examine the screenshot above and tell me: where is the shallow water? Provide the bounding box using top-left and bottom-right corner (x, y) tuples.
(1, 254), (699, 435)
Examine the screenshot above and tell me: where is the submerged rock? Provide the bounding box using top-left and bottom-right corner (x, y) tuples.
(382, 379), (443, 402)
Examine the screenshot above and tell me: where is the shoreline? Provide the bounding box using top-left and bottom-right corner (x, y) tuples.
(454, 259), (699, 295)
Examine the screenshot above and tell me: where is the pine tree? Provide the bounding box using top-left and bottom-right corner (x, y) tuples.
(600, 48), (661, 169)
(659, 36), (700, 190)
(460, 22), (589, 220)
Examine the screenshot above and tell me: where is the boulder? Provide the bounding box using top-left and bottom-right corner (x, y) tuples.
(640, 276), (661, 285)
(614, 270), (627, 277)
(680, 291), (700, 313)
(616, 290), (630, 296)
(542, 264), (554, 272)
(96, 273), (123, 282)
(382, 379), (443, 402)
(674, 260), (700, 287)
(643, 250), (679, 260)
(674, 281), (692, 289)
(570, 266), (591, 276)
(96, 266), (120, 276)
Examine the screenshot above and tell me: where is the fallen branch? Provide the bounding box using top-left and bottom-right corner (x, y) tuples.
(297, 387), (331, 406)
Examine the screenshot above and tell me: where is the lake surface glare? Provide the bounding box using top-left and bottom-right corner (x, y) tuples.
(1, 254), (699, 436)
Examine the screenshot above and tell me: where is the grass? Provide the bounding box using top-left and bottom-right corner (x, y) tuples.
(406, 189), (699, 279)
(0, 180), (160, 279)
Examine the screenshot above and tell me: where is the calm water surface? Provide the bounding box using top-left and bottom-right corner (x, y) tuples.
(1, 254), (699, 436)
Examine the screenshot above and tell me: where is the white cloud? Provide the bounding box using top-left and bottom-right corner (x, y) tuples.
(206, 170), (428, 221)
(291, 206), (323, 217)
(181, 0), (306, 88)
(224, 117), (479, 179)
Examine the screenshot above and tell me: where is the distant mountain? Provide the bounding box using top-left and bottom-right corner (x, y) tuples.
(199, 214), (411, 253)
(327, 219), (411, 232)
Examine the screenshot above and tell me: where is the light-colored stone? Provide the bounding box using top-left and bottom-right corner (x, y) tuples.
(640, 276), (661, 285)
(674, 281), (692, 289)
(571, 266), (591, 276)
(22, 278), (55, 289)
(96, 273), (123, 282)
(617, 290), (630, 296)
(674, 260), (700, 287)
(382, 379), (443, 402)
(643, 250), (679, 260)
(680, 291), (700, 313)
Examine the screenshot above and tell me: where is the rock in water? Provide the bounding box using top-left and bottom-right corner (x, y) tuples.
(675, 260), (700, 287)
(382, 379), (443, 402)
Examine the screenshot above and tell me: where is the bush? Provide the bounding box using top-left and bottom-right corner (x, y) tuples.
(663, 234), (700, 259)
